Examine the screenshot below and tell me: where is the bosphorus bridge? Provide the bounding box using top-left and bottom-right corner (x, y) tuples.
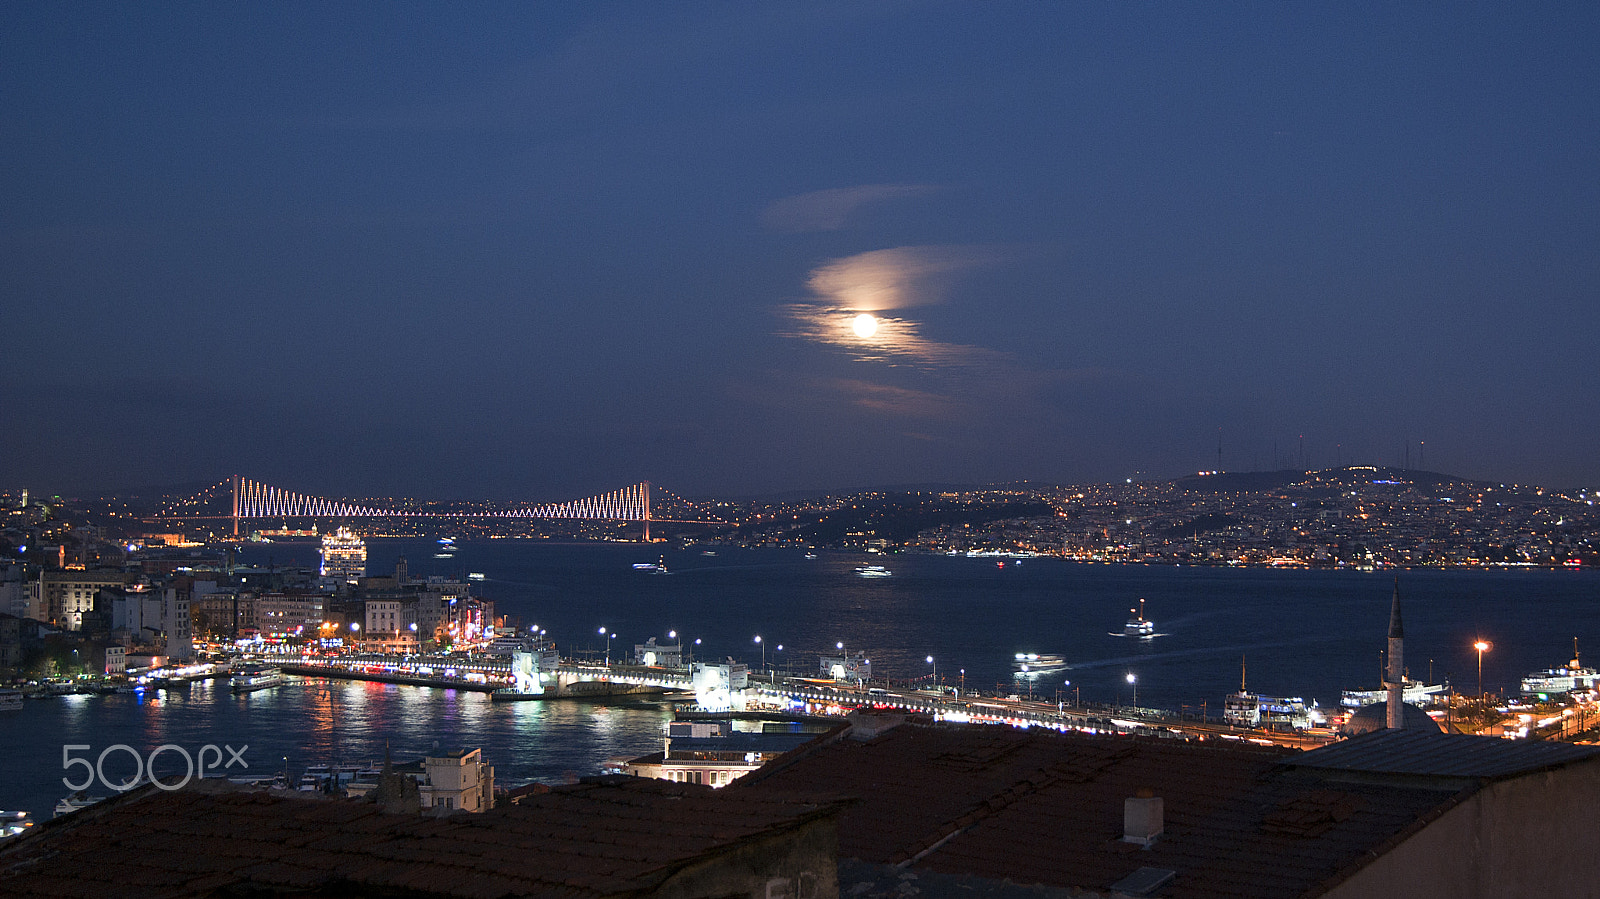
(150, 476), (726, 540)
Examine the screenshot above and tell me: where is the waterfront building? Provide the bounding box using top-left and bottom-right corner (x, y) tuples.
(633, 636), (683, 667)
(624, 720), (821, 788)
(818, 652), (871, 683)
(255, 591), (327, 640)
(33, 569), (126, 630)
(319, 526), (367, 583)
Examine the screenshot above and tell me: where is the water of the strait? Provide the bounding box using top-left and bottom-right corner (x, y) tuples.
(6, 540), (1596, 818)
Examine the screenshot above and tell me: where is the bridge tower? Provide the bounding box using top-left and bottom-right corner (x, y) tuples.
(642, 480), (651, 543)
(231, 474), (242, 536)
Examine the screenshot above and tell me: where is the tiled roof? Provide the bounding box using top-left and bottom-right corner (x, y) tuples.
(728, 722), (1478, 899)
(0, 776), (839, 899)
(1283, 728), (1600, 780)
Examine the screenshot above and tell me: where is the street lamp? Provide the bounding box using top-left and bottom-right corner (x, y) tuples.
(926, 655), (937, 687)
(959, 668), (965, 696)
(1127, 672), (1138, 707)
(754, 635), (765, 672)
(1474, 640), (1492, 698)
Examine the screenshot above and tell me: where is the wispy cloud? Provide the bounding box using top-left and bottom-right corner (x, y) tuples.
(761, 184), (940, 233)
(780, 245), (1006, 368)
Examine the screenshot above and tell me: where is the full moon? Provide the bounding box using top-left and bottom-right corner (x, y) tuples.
(851, 313), (879, 339)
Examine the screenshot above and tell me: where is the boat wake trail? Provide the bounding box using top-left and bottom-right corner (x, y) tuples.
(1068, 636), (1338, 670)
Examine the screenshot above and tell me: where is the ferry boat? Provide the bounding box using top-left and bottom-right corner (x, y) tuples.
(0, 810), (32, 842)
(1224, 691), (1324, 731)
(633, 556), (671, 574)
(1520, 642), (1600, 698)
(54, 791), (107, 818)
(1339, 679), (1449, 708)
(855, 565), (892, 578)
(1012, 653), (1070, 675)
(230, 663), (285, 693)
(1114, 598), (1156, 638)
(0, 689), (22, 712)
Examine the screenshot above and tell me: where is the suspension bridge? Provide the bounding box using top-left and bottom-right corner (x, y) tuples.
(150, 476), (726, 540)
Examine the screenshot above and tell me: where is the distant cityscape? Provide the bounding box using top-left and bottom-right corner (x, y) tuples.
(9, 465), (1597, 571)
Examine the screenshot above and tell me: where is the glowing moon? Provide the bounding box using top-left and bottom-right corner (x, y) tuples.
(851, 313), (879, 339)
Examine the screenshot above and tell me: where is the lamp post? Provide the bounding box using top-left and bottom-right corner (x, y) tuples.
(775, 644), (784, 679)
(754, 635), (765, 673)
(1474, 640), (1492, 699)
(926, 655), (937, 687)
(959, 668), (965, 696)
(1126, 672), (1137, 707)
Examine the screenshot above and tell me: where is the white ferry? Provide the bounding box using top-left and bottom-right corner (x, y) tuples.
(1012, 653), (1070, 675)
(855, 565), (892, 578)
(1339, 679), (1449, 708)
(1114, 598), (1156, 638)
(1224, 691), (1325, 731)
(230, 663), (285, 693)
(1521, 643), (1599, 698)
(54, 791), (108, 819)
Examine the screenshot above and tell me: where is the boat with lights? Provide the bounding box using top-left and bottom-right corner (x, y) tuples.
(230, 663), (285, 693)
(1012, 653), (1069, 675)
(1112, 598), (1156, 638)
(855, 565), (892, 578)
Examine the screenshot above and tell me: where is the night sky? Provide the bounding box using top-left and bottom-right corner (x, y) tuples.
(4, 4), (1598, 501)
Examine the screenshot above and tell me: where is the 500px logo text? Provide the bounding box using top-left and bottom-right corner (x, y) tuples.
(63, 743), (248, 792)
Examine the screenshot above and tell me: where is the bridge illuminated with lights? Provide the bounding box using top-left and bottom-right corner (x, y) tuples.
(150, 476), (726, 540)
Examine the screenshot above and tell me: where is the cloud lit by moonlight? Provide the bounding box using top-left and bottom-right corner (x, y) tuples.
(780, 245), (1004, 369)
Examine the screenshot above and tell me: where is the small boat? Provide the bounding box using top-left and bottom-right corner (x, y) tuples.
(0, 689), (22, 712)
(468, 572), (486, 581)
(855, 565), (892, 578)
(1113, 598), (1156, 638)
(230, 663), (285, 693)
(804, 552), (818, 560)
(700, 550), (717, 556)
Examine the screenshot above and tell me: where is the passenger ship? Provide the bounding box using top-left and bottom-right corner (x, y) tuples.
(1114, 598), (1155, 638)
(1521, 642), (1600, 698)
(230, 663), (285, 693)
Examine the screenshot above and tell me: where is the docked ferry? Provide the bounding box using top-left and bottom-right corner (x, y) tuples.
(1521, 643), (1599, 698)
(1224, 691), (1325, 731)
(230, 663), (285, 693)
(1339, 679), (1449, 709)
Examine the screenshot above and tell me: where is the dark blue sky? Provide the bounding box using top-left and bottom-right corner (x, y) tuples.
(4, 4), (1598, 500)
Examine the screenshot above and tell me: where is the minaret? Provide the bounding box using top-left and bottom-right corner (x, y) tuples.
(1385, 578), (1404, 729)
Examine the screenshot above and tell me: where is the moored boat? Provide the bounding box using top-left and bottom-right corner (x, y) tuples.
(230, 663), (285, 693)
(1521, 641), (1599, 698)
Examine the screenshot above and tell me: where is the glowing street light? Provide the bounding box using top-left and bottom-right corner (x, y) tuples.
(754, 635), (765, 671)
(926, 655), (937, 686)
(1126, 672), (1138, 707)
(1474, 640), (1492, 698)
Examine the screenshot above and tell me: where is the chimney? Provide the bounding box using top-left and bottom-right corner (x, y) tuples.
(1123, 788), (1163, 847)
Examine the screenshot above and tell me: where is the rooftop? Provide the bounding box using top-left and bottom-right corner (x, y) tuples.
(727, 720), (1572, 898)
(0, 776), (840, 899)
